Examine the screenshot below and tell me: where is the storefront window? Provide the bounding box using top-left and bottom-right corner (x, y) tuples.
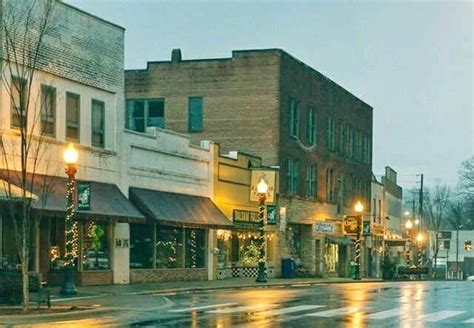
(130, 224), (154, 269)
(185, 228), (205, 268)
(216, 230), (232, 268)
(82, 221), (110, 271)
(234, 232), (261, 266)
(324, 242), (339, 273)
(156, 226), (183, 268)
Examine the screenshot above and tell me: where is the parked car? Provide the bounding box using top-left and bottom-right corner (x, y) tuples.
(83, 250), (109, 270)
(466, 275), (474, 282)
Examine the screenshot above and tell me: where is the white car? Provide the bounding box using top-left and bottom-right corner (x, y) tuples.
(467, 275), (474, 282)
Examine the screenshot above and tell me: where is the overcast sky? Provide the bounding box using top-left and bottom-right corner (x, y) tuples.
(68, 0), (473, 190)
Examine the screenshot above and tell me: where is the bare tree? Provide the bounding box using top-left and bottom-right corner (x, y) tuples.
(423, 184), (450, 278)
(457, 157), (474, 223)
(0, 0), (56, 311)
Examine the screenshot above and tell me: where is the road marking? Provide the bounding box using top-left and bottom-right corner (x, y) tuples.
(169, 302), (238, 313)
(259, 305), (325, 316)
(365, 308), (403, 320)
(306, 306), (370, 317)
(291, 284), (311, 287)
(463, 318), (474, 323)
(421, 310), (466, 322)
(206, 304), (278, 314)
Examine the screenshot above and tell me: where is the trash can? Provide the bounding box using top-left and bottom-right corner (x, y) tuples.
(281, 258), (295, 278)
(349, 261), (356, 279)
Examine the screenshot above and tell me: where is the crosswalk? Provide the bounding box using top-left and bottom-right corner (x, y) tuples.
(167, 302), (474, 324)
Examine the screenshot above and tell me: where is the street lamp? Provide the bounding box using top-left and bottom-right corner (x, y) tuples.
(416, 232), (424, 268)
(256, 176), (268, 283)
(353, 201), (363, 280)
(405, 219), (413, 231)
(60, 143), (78, 296)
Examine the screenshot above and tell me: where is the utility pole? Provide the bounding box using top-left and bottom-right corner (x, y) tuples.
(418, 174), (424, 230)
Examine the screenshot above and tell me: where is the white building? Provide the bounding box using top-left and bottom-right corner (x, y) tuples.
(0, 0), (230, 286)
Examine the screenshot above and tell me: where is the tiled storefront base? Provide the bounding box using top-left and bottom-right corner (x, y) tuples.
(217, 266), (276, 279)
(130, 268), (208, 284)
(46, 270), (113, 286)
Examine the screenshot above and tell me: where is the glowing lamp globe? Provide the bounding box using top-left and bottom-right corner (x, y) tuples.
(64, 143), (79, 165)
(405, 219), (413, 230)
(416, 232), (424, 243)
(354, 201), (364, 213)
(256, 178), (269, 194)
(415, 219), (420, 225)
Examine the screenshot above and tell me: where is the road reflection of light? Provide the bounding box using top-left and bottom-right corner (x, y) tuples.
(191, 310), (198, 328)
(215, 314), (233, 328)
(340, 286), (369, 328)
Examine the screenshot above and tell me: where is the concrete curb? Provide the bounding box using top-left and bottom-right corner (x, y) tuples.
(0, 305), (114, 322)
(126, 278), (384, 296)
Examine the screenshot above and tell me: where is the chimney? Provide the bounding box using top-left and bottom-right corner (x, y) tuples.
(171, 49), (182, 63)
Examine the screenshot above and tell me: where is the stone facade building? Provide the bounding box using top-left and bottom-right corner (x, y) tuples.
(125, 49), (374, 277)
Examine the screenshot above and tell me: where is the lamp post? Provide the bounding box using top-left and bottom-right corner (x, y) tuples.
(416, 232), (424, 268)
(405, 219), (413, 266)
(256, 176), (268, 283)
(60, 143), (79, 296)
(353, 200), (364, 280)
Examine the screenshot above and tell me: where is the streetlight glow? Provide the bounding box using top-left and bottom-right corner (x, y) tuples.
(416, 232), (424, 243)
(405, 219), (413, 230)
(415, 219), (420, 225)
(63, 143), (79, 165)
(354, 201), (364, 213)
(404, 211), (410, 216)
(256, 177), (269, 194)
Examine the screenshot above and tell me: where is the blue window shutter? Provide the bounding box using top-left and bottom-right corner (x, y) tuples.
(188, 97), (203, 132)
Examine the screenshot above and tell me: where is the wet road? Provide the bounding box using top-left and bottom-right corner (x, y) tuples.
(132, 281), (474, 327)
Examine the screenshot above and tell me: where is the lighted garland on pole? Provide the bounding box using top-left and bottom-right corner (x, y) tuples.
(64, 178), (78, 266)
(256, 193), (267, 282)
(190, 230), (197, 268)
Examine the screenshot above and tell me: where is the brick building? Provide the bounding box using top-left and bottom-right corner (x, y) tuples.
(125, 49), (373, 277)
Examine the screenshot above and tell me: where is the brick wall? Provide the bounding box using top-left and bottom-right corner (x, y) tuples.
(130, 268), (208, 284)
(79, 271), (114, 286)
(125, 50), (281, 165)
(278, 51), (373, 214)
(2, 0), (124, 94)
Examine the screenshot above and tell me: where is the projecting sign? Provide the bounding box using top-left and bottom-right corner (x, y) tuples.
(267, 205), (277, 225)
(343, 215), (361, 234)
(363, 221), (371, 236)
(76, 182), (91, 211)
(233, 209), (261, 230)
(315, 222), (335, 234)
(250, 170), (276, 203)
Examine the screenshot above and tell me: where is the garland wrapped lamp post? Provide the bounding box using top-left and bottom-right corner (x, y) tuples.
(416, 232), (424, 268)
(60, 143), (79, 296)
(256, 176), (269, 283)
(353, 200), (364, 280)
(405, 219), (413, 266)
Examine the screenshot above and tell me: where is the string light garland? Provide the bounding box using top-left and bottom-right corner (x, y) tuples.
(64, 178), (79, 266)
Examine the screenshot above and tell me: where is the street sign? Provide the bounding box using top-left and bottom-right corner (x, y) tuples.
(77, 182), (91, 211)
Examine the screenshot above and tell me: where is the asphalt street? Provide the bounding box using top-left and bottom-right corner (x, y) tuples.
(131, 281), (474, 327)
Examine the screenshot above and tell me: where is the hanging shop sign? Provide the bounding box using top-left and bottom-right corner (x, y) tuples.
(315, 222), (335, 234)
(343, 215), (361, 235)
(76, 182), (91, 211)
(266, 205), (277, 225)
(233, 209), (260, 230)
(250, 169), (276, 203)
(363, 221), (371, 236)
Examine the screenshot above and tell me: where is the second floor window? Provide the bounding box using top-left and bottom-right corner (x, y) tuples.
(66, 92), (80, 141)
(91, 100), (105, 148)
(307, 107), (317, 145)
(354, 130), (362, 161)
(306, 164), (317, 198)
(188, 97), (203, 132)
(41, 85), (56, 137)
(326, 168), (334, 202)
(326, 116), (335, 151)
(126, 99), (165, 133)
(288, 98), (299, 138)
(286, 159), (299, 195)
(11, 77), (27, 129)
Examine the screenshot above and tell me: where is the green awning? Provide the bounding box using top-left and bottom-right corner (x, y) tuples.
(326, 236), (354, 246)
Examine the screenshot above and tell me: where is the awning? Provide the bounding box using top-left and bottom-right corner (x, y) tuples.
(129, 187), (232, 228)
(0, 179), (38, 200)
(0, 171), (145, 222)
(326, 236), (355, 246)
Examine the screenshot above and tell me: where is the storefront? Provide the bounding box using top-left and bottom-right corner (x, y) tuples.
(215, 209), (277, 279)
(128, 187), (232, 283)
(0, 172), (145, 286)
